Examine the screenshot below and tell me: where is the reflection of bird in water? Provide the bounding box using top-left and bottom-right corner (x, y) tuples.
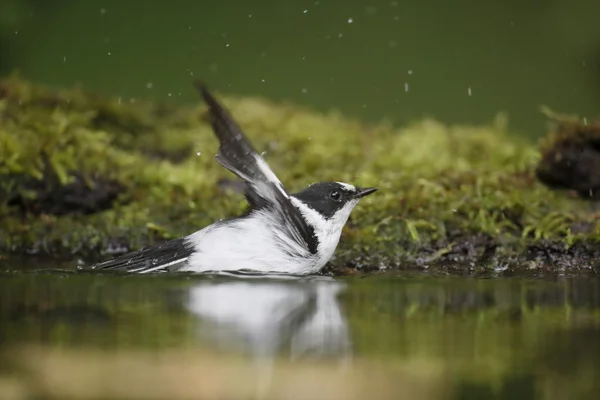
(183, 274), (352, 363)
(184, 274), (351, 397)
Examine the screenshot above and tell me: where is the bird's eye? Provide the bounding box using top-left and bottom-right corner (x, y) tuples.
(330, 190), (342, 202)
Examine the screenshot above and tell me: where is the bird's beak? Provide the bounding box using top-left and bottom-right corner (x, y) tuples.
(355, 187), (378, 198)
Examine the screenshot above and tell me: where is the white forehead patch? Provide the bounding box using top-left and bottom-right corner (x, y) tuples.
(336, 182), (356, 192)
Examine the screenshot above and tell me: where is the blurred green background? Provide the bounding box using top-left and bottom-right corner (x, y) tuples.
(1, 0), (598, 138)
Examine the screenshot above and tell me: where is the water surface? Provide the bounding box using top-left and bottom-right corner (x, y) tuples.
(0, 268), (598, 399)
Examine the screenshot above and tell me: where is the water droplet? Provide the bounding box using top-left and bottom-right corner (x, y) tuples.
(404, 83), (409, 92)
(338, 33), (344, 38)
(468, 86), (472, 96)
(301, 88), (308, 94)
(583, 117), (588, 125)
(308, 137), (312, 140)
(168, 92), (172, 97)
(225, 43), (230, 47)
(63, 56), (66, 62)
(100, 8), (106, 14)
(248, 14), (252, 18)
(408, 70), (413, 75)
(196, 151), (202, 156)
(303, 9), (308, 14)
(107, 52), (111, 56)
(348, 17), (353, 23)
(117, 97), (121, 104)
(146, 82), (153, 89)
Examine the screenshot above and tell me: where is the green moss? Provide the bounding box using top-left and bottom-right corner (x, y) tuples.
(1, 75), (599, 272)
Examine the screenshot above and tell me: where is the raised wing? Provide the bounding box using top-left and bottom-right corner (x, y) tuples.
(195, 82), (318, 254)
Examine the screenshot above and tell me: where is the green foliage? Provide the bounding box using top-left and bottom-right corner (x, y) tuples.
(1, 75), (599, 270)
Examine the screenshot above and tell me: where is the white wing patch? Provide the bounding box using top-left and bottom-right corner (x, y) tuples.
(250, 154), (296, 208)
(256, 155), (285, 188)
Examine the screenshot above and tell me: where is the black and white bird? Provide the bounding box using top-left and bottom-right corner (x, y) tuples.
(92, 83), (377, 275)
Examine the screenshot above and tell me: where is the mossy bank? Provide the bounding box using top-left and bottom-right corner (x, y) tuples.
(1, 75), (599, 275)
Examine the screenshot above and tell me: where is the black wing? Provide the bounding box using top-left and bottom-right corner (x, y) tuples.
(91, 237), (194, 273)
(195, 82), (318, 254)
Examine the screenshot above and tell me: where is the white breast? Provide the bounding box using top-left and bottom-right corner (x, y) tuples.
(290, 197), (360, 271)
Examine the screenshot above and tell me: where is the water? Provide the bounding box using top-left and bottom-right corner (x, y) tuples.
(1, 268), (598, 399)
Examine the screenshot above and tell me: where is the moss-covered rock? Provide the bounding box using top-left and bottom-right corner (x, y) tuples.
(1, 75), (599, 273)
(536, 106), (600, 199)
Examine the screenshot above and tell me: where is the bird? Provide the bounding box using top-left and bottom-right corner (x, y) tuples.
(91, 82), (377, 275)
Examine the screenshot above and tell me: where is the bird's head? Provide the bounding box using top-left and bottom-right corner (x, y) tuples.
(291, 181), (377, 235)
